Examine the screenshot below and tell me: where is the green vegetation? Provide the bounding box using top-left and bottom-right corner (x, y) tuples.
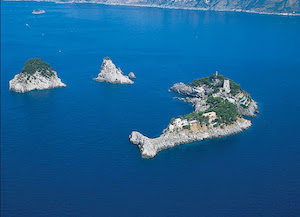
(21, 58), (54, 77)
(240, 104), (248, 109)
(189, 74), (242, 96)
(207, 96), (223, 106)
(175, 96), (240, 126)
(104, 57), (111, 60)
(171, 73), (253, 129)
(190, 74), (226, 88)
(183, 125), (191, 130)
(206, 97), (240, 125)
(170, 118), (175, 124)
(178, 111), (209, 124)
(190, 77), (212, 87)
(229, 80), (241, 96)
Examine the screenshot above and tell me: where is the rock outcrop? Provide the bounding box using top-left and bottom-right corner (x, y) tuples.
(32, 9), (45, 14)
(129, 73), (258, 158)
(170, 82), (197, 96)
(9, 58), (66, 93)
(128, 72), (136, 79)
(94, 57), (134, 84)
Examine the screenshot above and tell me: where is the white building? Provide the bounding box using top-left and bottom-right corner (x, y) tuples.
(223, 80), (231, 93)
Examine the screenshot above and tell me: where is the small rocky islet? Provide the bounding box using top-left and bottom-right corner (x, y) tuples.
(93, 57), (134, 84)
(128, 72), (136, 79)
(129, 72), (258, 159)
(32, 9), (45, 14)
(9, 58), (66, 93)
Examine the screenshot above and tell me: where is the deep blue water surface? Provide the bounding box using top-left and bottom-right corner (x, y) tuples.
(1, 1), (300, 216)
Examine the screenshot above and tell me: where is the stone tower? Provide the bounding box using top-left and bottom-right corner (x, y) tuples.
(223, 80), (230, 93)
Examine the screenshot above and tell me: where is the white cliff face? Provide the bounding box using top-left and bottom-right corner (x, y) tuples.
(129, 118), (252, 159)
(93, 58), (134, 84)
(9, 70), (66, 93)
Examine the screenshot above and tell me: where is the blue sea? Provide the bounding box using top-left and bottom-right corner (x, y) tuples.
(1, 1), (300, 216)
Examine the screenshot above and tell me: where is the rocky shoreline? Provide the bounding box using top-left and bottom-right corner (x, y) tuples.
(88, 2), (300, 17)
(130, 117), (251, 159)
(9, 71), (66, 93)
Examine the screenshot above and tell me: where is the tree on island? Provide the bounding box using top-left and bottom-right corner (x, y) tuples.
(21, 58), (54, 77)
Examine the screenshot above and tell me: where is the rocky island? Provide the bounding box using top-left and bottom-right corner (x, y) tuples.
(32, 9), (45, 14)
(9, 58), (66, 93)
(128, 72), (136, 79)
(94, 57), (134, 84)
(129, 72), (258, 158)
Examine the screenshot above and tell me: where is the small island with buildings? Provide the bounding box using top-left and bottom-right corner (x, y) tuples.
(129, 72), (258, 158)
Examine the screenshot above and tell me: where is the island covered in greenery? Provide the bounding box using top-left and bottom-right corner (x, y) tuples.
(9, 58), (66, 93)
(130, 72), (259, 158)
(178, 96), (240, 127)
(21, 58), (55, 78)
(172, 73), (256, 128)
(172, 72), (258, 123)
(190, 74), (242, 96)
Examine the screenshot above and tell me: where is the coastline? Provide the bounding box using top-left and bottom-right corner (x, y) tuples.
(130, 117), (252, 159)
(4, 0), (300, 17)
(9, 70), (67, 93)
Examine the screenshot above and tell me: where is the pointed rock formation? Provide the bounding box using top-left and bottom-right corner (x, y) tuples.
(93, 57), (133, 84)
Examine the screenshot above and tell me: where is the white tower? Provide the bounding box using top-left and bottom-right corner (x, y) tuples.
(223, 80), (230, 93)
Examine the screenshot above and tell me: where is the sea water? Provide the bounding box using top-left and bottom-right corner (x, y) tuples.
(1, 1), (300, 216)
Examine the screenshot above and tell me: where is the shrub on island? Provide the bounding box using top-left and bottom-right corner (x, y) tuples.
(206, 97), (240, 125)
(177, 96), (240, 126)
(21, 58), (54, 77)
